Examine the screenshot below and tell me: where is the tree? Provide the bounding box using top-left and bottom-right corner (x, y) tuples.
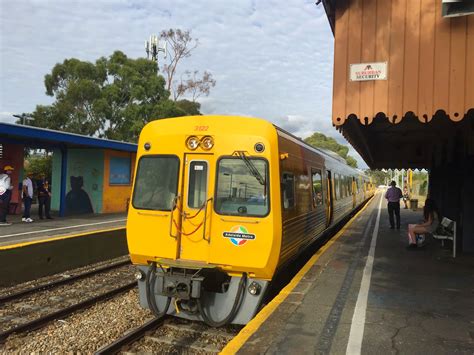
(159, 29), (216, 101)
(304, 132), (358, 168)
(25, 153), (52, 179)
(345, 156), (358, 168)
(365, 170), (391, 186)
(175, 99), (201, 116)
(24, 51), (191, 142)
(176, 70), (216, 102)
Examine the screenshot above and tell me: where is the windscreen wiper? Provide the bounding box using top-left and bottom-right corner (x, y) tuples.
(233, 151), (266, 186)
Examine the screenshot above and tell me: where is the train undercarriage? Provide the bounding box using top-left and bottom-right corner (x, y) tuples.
(135, 264), (269, 326)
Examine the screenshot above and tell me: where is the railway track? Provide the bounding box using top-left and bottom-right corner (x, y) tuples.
(96, 317), (241, 354)
(0, 259), (130, 304)
(0, 260), (136, 342)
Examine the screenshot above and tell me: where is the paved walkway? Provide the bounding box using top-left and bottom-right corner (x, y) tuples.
(225, 191), (474, 354)
(0, 205), (126, 247)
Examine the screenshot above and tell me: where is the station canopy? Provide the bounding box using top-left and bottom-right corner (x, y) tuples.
(321, 0), (474, 169)
(0, 123), (137, 152)
(334, 112), (474, 170)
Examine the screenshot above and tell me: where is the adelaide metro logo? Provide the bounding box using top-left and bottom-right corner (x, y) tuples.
(222, 225), (256, 246)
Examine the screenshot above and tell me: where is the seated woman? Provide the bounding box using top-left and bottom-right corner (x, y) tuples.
(407, 198), (440, 249)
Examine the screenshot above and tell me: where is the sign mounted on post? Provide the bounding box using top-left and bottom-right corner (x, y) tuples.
(349, 62), (387, 81)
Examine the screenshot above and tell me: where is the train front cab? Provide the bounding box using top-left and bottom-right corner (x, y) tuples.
(127, 117), (282, 325)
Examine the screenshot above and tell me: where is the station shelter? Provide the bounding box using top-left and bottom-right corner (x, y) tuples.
(0, 122), (137, 216)
(321, 0), (474, 252)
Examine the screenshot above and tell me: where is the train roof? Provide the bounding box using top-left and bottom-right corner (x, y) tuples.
(274, 125), (348, 164)
(273, 125), (370, 178)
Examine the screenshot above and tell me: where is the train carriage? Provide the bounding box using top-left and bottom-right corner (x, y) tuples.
(127, 115), (373, 326)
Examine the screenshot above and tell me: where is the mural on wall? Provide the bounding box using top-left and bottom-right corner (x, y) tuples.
(65, 176), (93, 215)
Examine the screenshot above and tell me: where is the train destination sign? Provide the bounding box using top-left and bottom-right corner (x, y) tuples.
(350, 62), (387, 81)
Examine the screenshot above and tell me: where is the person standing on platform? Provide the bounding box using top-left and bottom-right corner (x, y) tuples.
(0, 165), (14, 226)
(22, 172), (34, 223)
(402, 185), (409, 209)
(37, 174), (53, 219)
(385, 180), (403, 230)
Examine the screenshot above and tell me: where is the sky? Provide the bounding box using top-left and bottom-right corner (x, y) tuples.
(0, 0), (367, 168)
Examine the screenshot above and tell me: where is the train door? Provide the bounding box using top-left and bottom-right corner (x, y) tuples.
(326, 170), (333, 226)
(175, 153), (214, 261)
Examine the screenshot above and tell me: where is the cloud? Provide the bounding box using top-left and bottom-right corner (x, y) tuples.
(0, 112), (15, 123)
(0, 0), (367, 167)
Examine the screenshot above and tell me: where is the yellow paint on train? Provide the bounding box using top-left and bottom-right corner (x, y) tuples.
(127, 116), (282, 280)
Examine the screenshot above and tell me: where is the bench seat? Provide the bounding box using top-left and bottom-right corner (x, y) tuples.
(432, 217), (456, 258)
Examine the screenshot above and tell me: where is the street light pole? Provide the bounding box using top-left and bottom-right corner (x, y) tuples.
(13, 114), (33, 125)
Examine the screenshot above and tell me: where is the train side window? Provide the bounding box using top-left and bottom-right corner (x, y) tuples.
(344, 177), (347, 195)
(282, 172), (295, 209)
(311, 169), (323, 207)
(340, 175), (345, 198)
(336, 174), (340, 198)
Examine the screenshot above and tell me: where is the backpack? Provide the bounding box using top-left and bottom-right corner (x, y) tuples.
(0, 174), (8, 197)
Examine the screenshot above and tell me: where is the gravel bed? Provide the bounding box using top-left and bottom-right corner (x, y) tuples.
(1, 289), (151, 353)
(0, 255), (131, 297)
(130, 318), (241, 354)
(0, 264), (136, 333)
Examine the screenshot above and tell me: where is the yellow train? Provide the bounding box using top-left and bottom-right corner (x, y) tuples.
(127, 115), (374, 325)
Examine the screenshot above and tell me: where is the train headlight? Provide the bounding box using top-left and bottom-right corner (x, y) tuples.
(200, 136), (214, 150)
(248, 281), (261, 296)
(134, 270), (145, 281)
(186, 136), (200, 150)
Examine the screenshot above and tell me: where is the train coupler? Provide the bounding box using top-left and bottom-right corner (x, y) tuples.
(156, 268), (204, 300)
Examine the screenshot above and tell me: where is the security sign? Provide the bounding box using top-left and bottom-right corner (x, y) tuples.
(223, 225), (256, 246)
(350, 62), (387, 81)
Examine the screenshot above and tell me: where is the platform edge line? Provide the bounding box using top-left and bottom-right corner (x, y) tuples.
(345, 192), (383, 355)
(220, 194), (376, 355)
(0, 226), (126, 251)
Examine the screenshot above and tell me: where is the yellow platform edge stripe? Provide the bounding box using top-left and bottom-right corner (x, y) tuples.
(220, 195), (375, 354)
(0, 226), (126, 251)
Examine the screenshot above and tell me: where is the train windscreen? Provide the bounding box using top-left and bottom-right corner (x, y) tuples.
(215, 158), (269, 216)
(132, 155), (180, 211)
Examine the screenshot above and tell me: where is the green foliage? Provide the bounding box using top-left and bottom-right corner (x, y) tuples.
(25, 51), (199, 142)
(25, 154), (52, 179)
(412, 171), (429, 182)
(176, 99), (201, 115)
(304, 132), (358, 168)
(419, 180), (428, 196)
(412, 171), (429, 196)
(345, 156), (358, 168)
(365, 170), (391, 185)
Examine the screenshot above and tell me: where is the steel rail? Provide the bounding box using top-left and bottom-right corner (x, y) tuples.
(0, 259), (130, 304)
(0, 281), (136, 343)
(94, 316), (167, 355)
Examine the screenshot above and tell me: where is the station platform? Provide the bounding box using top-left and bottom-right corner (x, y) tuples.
(0, 208), (126, 248)
(0, 209), (128, 286)
(223, 191), (474, 354)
